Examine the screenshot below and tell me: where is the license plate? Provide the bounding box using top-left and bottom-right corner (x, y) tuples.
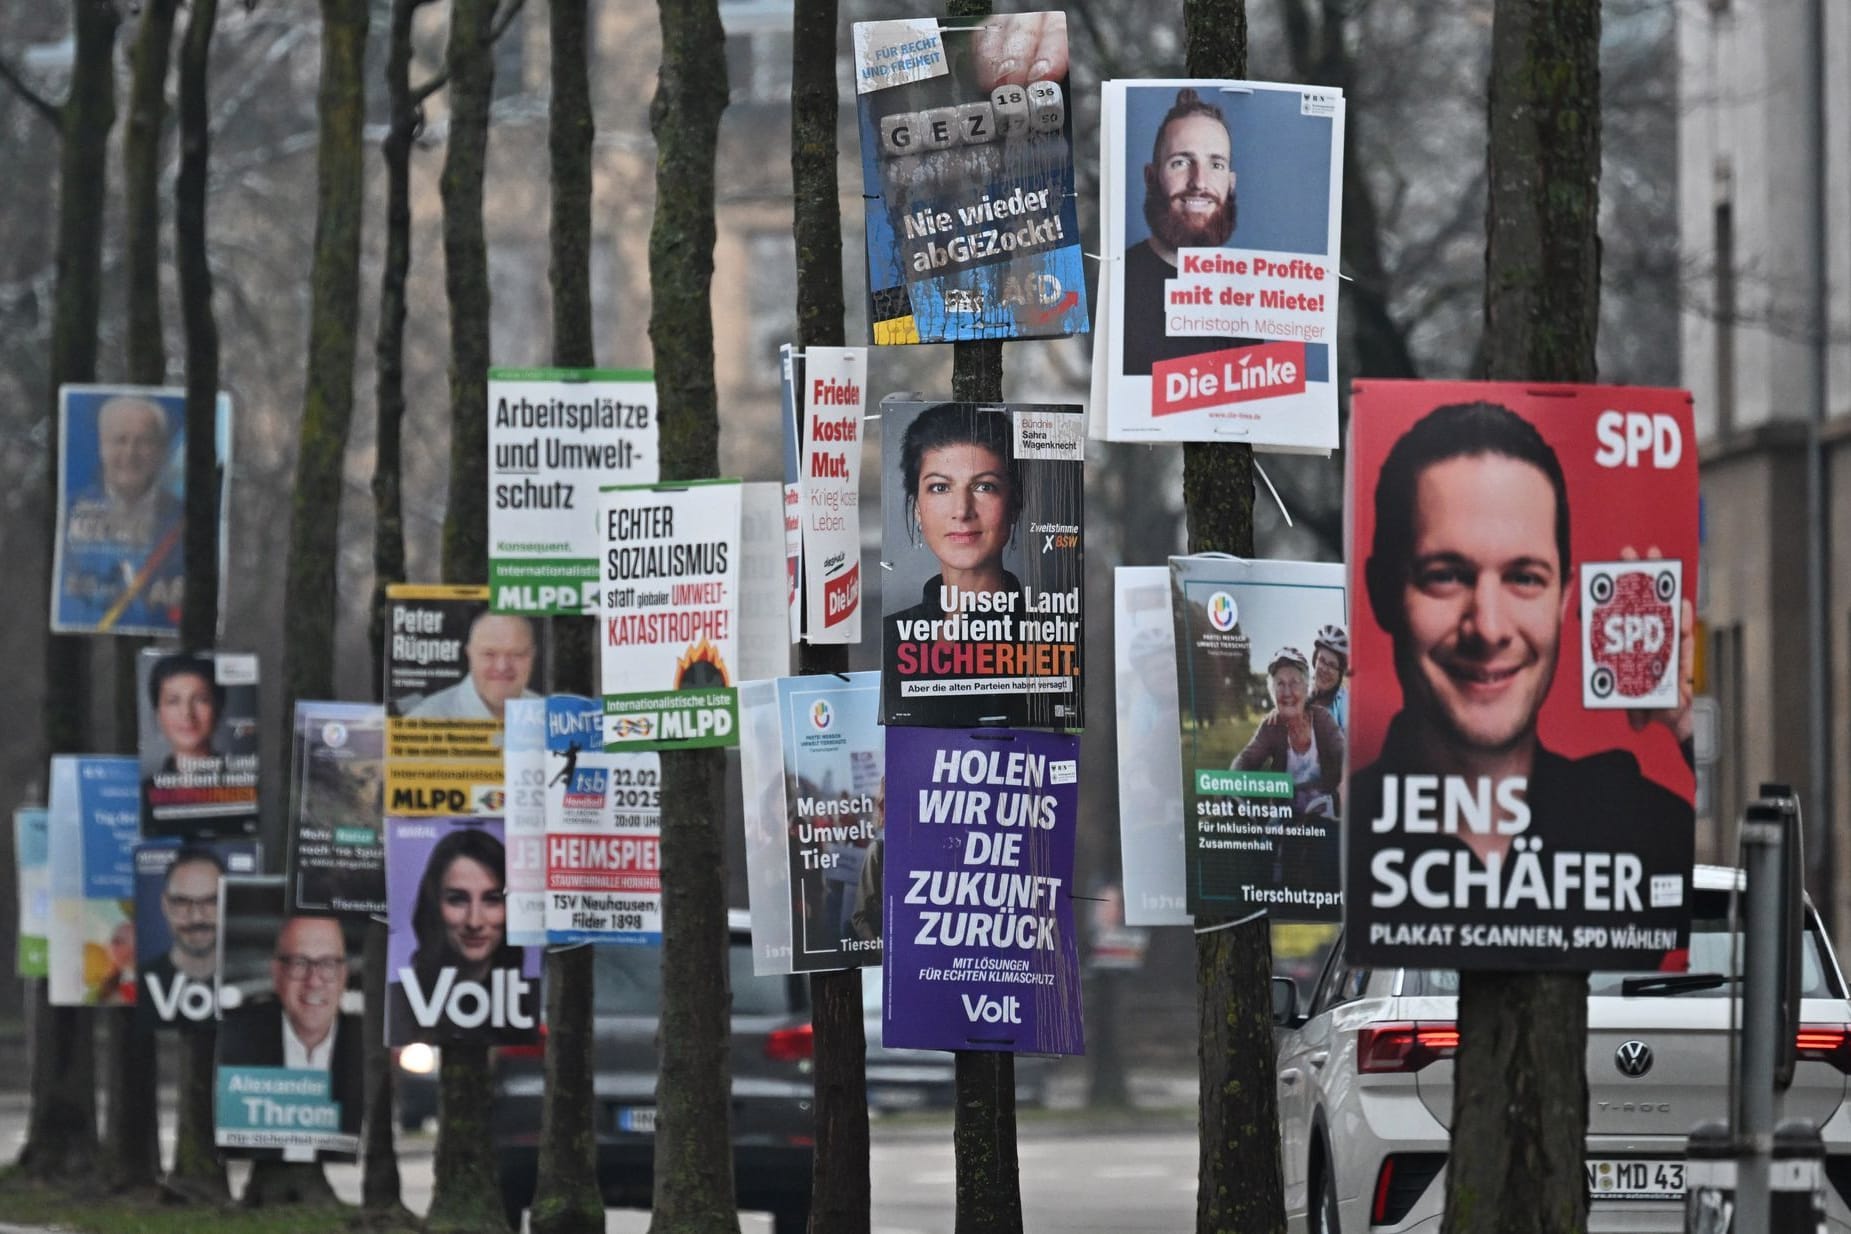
(1586, 1158), (1684, 1199)
(616, 1106), (656, 1134)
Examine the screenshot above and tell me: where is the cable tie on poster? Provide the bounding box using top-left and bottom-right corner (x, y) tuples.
(546, 940), (593, 954)
(1217, 86), (1255, 95)
(1255, 458), (1295, 528)
(863, 413), (882, 421)
(1211, 424), (1252, 438)
(878, 561), (894, 571)
(1195, 907), (1267, 933)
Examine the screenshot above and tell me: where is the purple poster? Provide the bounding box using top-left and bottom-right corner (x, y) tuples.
(881, 726), (1084, 1055)
(383, 817), (541, 1046)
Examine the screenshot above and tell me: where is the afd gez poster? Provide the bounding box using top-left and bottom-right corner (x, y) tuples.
(487, 368), (658, 615)
(137, 648), (260, 838)
(880, 400), (1083, 729)
(881, 726), (1083, 1055)
(778, 673), (883, 973)
(15, 807), (50, 978)
(501, 697), (547, 946)
(1170, 556), (1347, 921)
(597, 480), (786, 751)
(779, 345), (868, 643)
(1112, 567), (1188, 926)
(384, 816), (540, 1046)
(51, 385), (231, 636)
(46, 756), (140, 1007)
(542, 694), (663, 945)
(214, 877), (365, 1161)
(854, 12), (1088, 344)
(385, 584), (541, 816)
(1095, 81), (1343, 449)
(135, 838), (260, 1026)
(1345, 381), (1698, 970)
(286, 701), (386, 916)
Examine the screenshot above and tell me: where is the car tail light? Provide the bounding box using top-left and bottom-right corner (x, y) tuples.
(765, 1023), (814, 1063)
(1795, 1025), (1851, 1073)
(1357, 1021), (1459, 1074)
(496, 1022), (549, 1061)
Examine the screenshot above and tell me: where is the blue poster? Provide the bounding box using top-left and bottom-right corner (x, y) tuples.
(46, 755), (140, 1006)
(881, 726), (1084, 1054)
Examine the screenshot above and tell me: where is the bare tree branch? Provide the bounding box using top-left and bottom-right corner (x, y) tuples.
(0, 58), (60, 129)
(411, 0), (524, 106)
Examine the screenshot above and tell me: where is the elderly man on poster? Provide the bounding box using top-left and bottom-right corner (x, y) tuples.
(408, 612), (540, 722)
(57, 392), (187, 631)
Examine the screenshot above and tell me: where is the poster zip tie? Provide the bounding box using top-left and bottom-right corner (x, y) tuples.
(1195, 907), (1268, 933)
(1255, 458), (1294, 528)
(1217, 86), (1255, 95)
(878, 561), (894, 571)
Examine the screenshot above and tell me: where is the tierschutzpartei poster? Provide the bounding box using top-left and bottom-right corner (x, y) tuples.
(287, 701), (386, 916)
(597, 480), (787, 750)
(214, 877), (365, 1160)
(51, 385), (231, 637)
(1345, 381), (1698, 970)
(487, 368), (659, 616)
(854, 12), (1089, 344)
(1170, 556), (1347, 920)
(880, 401), (1084, 729)
(46, 756), (141, 1007)
(385, 584), (540, 816)
(135, 838), (261, 1026)
(385, 816), (541, 1046)
(137, 648), (260, 838)
(881, 726), (1083, 1055)
(1095, 81), (1344, 449)
(543, 694), (663, 946)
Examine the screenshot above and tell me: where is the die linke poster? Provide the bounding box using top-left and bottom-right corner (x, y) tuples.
(854, 13), (1088, 344)
(1344, 381), (1697, 970)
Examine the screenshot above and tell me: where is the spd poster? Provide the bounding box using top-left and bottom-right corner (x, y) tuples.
(137, 648), (260, 838)
(543, 694), (663, 946)
(384, 585), (539, 816)
(1095, 81), (1344, 448)
(881, 726), (1083, 1055)
(1345, 381), (1698, 970)
(854, 12), (1089, 344)
(214, 877), (365, 1161)
(879, 401), (1083, 729)
(287, 701), (386, 916)
(487, 368), (658, 615)
(51, 385), (231, 636)
(384, 817), (540, 1045)
(1171, 556), (1346, 920)
(46, 756), (140, 1007)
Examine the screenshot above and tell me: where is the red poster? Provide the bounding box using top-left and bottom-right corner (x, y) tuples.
(1345, 381), (1697, 970)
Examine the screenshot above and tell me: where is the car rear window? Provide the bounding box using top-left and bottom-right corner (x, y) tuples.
(593, 936), (798, 1016)
(1401, 890), (1844, 998)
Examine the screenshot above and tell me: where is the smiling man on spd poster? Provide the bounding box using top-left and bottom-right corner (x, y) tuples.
(1344, 382), (1698, 971)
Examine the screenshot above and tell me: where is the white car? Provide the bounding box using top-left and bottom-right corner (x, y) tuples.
(1275, 866), (1851, 1232)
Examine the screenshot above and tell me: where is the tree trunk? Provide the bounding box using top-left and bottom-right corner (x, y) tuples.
(123, 0), (177, 386)
(438, 0), (496, 585)
(424, 0), (504, 1227)
(19, 0), (117, 1184)
(165, 1025), (226, 1202)
(790, 2), (871, 1230)
(283, 0), (370, 712)
(646, 5), (736, 1232)
(108, 0), (180, 1195)
(939, 12), (1023, 1234)
(370, 0), (424, 687)
(176, 0), (221, 658)
(1441, 3), (1601, 1231)
(1178, 4), (1286, 1233)
(531, 5), (604, 1229)
(358, 918), (407, 1217)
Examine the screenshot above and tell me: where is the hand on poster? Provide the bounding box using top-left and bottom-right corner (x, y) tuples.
(969, 13), (1068, 88)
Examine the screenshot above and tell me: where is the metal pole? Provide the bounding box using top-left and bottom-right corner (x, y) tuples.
(1802, 0), (1834, 936)
(1735, 802), (1787, 1229)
